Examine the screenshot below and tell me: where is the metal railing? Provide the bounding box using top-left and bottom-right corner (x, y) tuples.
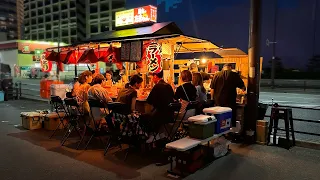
(264, 104), (320, 137)
(260, 79), (320, 89)
(14, 81), (42, 99)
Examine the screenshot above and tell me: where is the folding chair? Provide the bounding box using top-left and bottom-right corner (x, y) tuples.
(49, 96), (67, 139)
(163, 102), (182, 142)
(103, 102), (124, 155)
(80, 99), (109, 150)
(60, 98), (83, 146)
(172, 101), (199, 140)
(104, 102), (140, 161)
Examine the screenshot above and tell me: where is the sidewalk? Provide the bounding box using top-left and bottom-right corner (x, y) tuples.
(0, 100), (319, 180)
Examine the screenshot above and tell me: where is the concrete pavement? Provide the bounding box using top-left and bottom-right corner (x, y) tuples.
(0, 100), (320, 180)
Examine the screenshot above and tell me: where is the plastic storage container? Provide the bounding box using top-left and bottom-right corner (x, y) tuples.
(43, 112), (67, 131)
(20, 112), (43, 130)
(50, 84), (69, 100)
(203, 107), (232, 134)
(188, 115), (216, 139)
(0, 91), (4, 102)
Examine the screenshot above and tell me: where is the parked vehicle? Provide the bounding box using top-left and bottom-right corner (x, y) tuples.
(27, 67), (49, 79)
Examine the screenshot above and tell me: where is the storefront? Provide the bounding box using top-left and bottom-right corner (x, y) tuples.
(0, 40), (67, 78)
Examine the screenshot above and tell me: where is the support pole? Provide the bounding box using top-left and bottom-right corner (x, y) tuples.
(56, 10), (61, 81)
(75, 64), (77, 77)
(271, 0), (278, 89)
(245, 0), (262, 143)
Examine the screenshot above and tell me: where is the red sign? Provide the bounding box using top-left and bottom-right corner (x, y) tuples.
(144, 40), (162, 73)
(212, 65), (219, 73)
(115, 5), (157, 27)
(40, 53), (52, 72)
(134, 5), (157, 24)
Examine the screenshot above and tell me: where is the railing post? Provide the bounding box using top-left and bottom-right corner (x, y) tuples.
(19, 82), (22, 98)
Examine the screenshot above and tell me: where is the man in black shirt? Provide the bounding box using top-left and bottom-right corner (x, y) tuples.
(146, 71), (175, 126)
(210, 63), (246, 127)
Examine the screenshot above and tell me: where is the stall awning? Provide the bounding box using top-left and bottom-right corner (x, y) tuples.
(87, 22), (183, 42)
(212, 48), (247, 57)
(169, 36), (247, 57)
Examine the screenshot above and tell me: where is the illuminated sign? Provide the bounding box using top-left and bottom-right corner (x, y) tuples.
(115, 5), (157, 27)
(22, 45), (30, 53)
(40, 53), (52, 72)
(145, 40), (162, 73)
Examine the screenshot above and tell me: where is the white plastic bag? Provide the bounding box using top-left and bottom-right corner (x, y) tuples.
(211, 136), (231, 158)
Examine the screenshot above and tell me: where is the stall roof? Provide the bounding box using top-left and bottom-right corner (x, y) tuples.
(77, 21), (247, 57)
(87, 22), (184, 42)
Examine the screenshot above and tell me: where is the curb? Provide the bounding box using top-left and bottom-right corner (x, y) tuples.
(19, 96), (50, 103)
(295, 140), (320, 150)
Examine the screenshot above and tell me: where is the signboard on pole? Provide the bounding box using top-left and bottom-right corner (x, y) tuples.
(115, 5), (157, 27)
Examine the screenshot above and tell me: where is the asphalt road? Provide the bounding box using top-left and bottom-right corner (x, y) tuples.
(0, 100), (320, 180)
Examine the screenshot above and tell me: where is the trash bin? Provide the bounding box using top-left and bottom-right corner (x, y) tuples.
(256, 120), (268, 145)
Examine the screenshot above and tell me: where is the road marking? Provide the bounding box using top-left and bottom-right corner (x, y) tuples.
(1, 121), (9, 123)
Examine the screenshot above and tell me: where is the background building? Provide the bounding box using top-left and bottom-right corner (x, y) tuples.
(24, 0), (126, 44)
(0, 0), (24, 41)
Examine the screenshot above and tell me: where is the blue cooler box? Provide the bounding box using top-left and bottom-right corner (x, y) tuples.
(0, 91), (4, 102)
(203, 107), (232, 134)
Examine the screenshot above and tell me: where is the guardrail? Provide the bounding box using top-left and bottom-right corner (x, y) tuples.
(14, 81), (42, 100)
(260, 79), (320, 89)
(264, 104), (320, 137)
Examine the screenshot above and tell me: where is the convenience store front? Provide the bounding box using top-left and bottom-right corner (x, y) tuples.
(0, 40), (68, 78)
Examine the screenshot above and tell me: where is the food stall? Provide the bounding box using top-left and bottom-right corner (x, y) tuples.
(40, 4), (266, 176)
(43, 4), (263, 112)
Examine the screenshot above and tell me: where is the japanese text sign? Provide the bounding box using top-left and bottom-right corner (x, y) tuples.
(115, 5), (157, 27)
(145, 40), (162, 73)
(40, 53), (52, 72)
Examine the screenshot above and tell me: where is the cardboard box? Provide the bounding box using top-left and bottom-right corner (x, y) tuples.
(20, 112), (43, 130)
(43, 112), (67, 131)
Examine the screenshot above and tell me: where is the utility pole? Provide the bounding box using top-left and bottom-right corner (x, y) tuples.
(312, 0), (318, 57)
(271, 0), (278, 89)
(245, 0), (262, 142)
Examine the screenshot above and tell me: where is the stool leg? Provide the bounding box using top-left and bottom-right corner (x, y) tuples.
(267, 110), (275, 144)
(289, 110), (296, 146)
(284, 111), (291, 147)
(273, 116), (279, 145)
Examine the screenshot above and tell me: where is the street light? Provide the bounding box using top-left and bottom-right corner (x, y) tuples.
(271, 0), (278, 89)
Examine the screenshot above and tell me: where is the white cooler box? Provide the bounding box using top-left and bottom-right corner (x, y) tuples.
(203, 107), (232, 134)
(188, 115), (216, 139)
(50, 84), (69, 100)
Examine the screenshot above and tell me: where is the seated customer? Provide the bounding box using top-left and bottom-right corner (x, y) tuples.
(116, 75), (143, 113)
(192, 72), (207, 104)
(71, 77), (80, 97)
(175, 70), (197, 119)
(142, 71), (175, 131)
(87, 74), (113, 126)
(102, 70), (114, 87)
(88, 74), (113, 104)
(76, 70), (93, 114)
(193, 72), (207, 114)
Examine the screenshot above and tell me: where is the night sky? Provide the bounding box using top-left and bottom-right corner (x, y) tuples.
(126, 0), (320, 70)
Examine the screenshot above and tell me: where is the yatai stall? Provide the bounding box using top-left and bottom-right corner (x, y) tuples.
(43, 5), (262, 110)
(41, 4), (266, 176)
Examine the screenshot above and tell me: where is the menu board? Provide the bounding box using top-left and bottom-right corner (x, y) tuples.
(120, 41), (142, 62)
(130, 41), (142, 62)
(120, 42), (131, 61)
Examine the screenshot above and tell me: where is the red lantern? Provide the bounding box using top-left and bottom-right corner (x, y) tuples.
(40, 53), (52, 72)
